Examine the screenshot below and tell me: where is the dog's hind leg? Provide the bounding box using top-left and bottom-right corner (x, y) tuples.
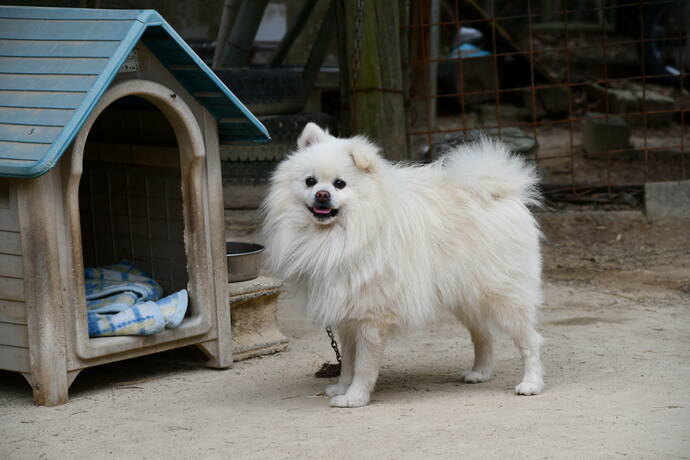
(330, 322), (387, 408)
(458, 318), (496, 383)
(511, 324), (544, 395)
(325, 323), (356, 397)
(493, 304), (544, 395)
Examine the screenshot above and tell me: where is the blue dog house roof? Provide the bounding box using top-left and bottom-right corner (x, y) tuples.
(0, 6), (270, 178)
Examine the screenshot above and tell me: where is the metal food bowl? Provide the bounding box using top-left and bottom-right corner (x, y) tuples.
(226, 242), (264, 282)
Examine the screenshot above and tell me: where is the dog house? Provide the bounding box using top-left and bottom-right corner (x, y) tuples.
(0, 6), (270, 405)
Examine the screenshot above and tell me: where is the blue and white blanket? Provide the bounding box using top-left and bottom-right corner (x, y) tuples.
(85, 261), (188, 337)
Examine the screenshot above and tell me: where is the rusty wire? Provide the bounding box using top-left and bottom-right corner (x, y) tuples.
(404, 0), (689, 203)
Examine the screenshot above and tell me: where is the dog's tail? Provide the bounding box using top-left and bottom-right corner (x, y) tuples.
(441, 137), (540, 206)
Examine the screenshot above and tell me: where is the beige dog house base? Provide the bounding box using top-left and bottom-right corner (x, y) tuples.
(0, 6), (269, 405)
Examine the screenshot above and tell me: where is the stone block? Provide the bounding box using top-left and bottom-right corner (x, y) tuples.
(645, 180), (690, 220)
(228, 276), (288, 361)
(582, 112), (632, 156)
(590, 84), (675, 127)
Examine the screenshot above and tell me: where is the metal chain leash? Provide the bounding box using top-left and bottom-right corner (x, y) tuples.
(315, 326), (342, 378)
(325, 326), (341, 363)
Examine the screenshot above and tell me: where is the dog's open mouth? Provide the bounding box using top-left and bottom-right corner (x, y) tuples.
(307, 205), (339, 220)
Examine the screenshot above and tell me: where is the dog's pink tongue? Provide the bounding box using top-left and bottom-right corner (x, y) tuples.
(313, 207), (331, 214)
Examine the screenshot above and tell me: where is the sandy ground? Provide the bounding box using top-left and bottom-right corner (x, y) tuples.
(1, 212), (689, 460)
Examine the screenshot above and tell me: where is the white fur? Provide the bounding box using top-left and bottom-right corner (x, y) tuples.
(261, 123), (545, 407)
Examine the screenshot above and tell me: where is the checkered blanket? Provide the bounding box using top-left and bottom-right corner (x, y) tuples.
(85, 261), (187, 337)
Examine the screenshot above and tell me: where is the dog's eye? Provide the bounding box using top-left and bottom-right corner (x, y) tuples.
(305, 177), (317, 187)
(333, 179), (346, 189)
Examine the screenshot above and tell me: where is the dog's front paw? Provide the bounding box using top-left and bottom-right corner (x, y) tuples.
(515, 380), (544, 395)
(329, 389), (370, 408)
(460, 369), (492, 383)
(325, 383), (349, 397)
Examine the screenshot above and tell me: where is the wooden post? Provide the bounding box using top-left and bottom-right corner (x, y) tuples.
(408, 0), (440, 158)
(212, 0), (243, 69)
(218, 0), (269, 68)
(336, 0), (409, 161)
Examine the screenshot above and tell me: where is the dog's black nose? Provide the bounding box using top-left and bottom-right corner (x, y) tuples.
(315, 190), (330, 203)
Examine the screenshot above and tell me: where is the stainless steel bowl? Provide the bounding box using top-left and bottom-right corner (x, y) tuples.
(226, 242), (264, 282)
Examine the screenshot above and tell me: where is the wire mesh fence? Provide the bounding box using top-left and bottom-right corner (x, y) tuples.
(405, 0), (689, 207)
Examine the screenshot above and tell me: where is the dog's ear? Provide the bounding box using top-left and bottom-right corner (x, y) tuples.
(297, 122), (330, 150)
(349, 136), (381, 173)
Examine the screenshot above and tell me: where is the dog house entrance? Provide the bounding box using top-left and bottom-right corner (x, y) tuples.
(80, 96), (188, 297)
(64, 81), (218, 359)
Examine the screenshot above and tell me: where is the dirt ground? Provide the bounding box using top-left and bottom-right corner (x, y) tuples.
(1, 211), (689, 460)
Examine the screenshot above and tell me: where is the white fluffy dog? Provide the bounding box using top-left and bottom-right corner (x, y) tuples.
(261, 123), (544, 407)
